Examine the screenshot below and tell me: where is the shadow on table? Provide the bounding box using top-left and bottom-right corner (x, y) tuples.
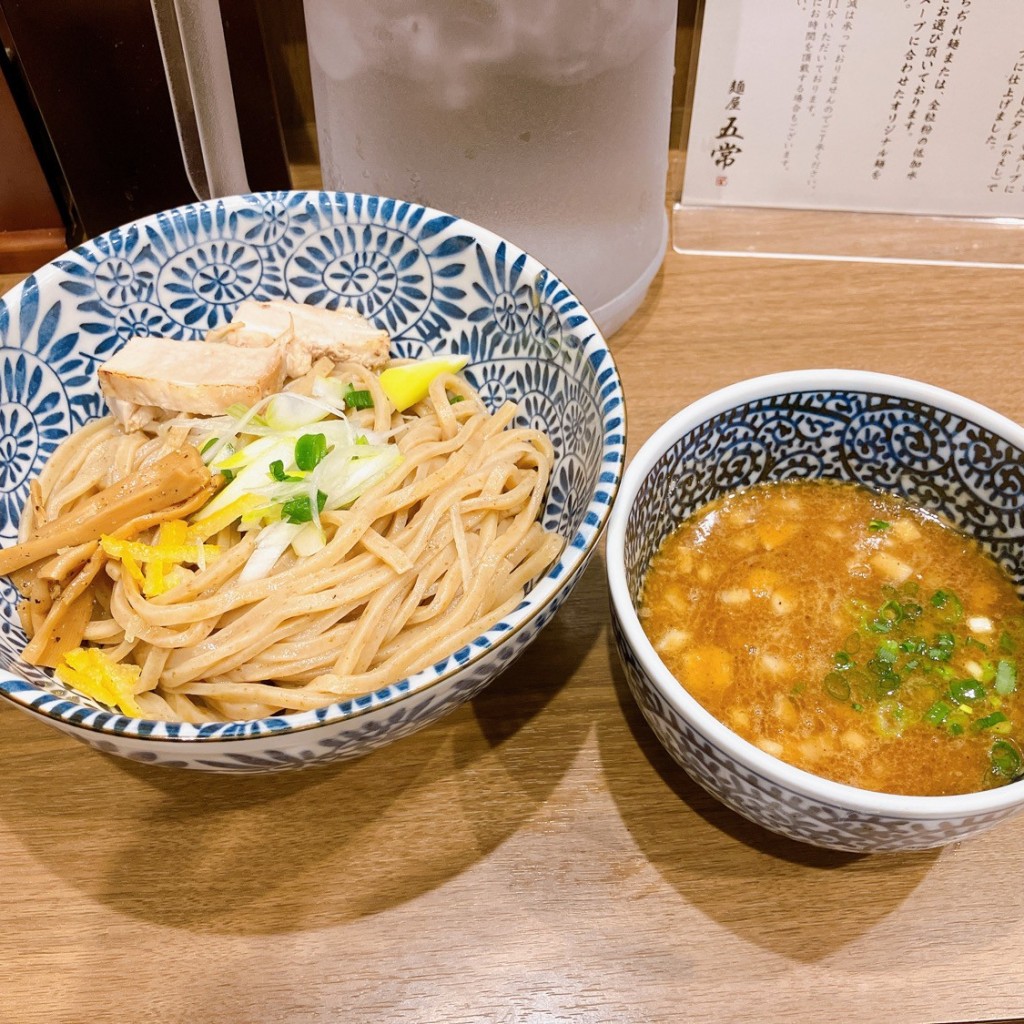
(598, 637), (940, 964)
(0, 560), (605, 936)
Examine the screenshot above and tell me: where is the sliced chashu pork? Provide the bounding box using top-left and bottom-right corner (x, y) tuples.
(209, 298), (389, 378)
(98, 337), (285, 429)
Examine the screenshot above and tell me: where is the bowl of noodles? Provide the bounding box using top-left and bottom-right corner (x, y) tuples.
(0, 191), (624, 771)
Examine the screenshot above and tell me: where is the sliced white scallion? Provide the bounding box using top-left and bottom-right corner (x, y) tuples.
(262, 392), (332, 432)
(291, 522), (327, 558)
(239, 520), (304, 583)
(188, 378), (405, 580)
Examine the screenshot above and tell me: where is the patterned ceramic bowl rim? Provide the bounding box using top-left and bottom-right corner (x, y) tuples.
(0, 192), (625, 743)
(607, 368), (1024, 821)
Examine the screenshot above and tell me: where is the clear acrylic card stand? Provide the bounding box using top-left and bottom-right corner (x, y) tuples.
(673, 0), (1024, 268)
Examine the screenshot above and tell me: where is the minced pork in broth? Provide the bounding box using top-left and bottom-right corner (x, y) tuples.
(639, 480), (1024, 796)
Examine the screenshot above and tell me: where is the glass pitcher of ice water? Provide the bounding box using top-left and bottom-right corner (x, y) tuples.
(153, 0), (677, 336)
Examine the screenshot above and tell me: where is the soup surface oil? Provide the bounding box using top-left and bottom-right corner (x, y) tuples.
(639, 480), (1024, 796)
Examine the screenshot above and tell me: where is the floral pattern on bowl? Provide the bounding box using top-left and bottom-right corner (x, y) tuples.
(607, 369), (1024, 852)
(0, 191), (625, 771)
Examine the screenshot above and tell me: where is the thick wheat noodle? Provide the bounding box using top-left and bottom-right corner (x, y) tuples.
(269, 523), (469, 670)
(109, 576), (221, 649)
(171, 471), (555, 696)
(232, 525), (540, 689)
(359, 527), (413, 574)
(131, 421), (484, 630)
(25, 418), (117, 532)
(181, 589), (528, 709)
(228, 536), (469, 681)
(335, 572), (419, 676)
(160, 433), (552, 687)
(138, 646), (170, 693)
(12, 373), (562, 721)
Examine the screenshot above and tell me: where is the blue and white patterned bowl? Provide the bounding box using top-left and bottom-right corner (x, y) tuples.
(0, 191), (624, 772)
(607, 369), (1024, 852)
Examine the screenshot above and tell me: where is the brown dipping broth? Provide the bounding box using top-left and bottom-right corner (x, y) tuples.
(638, 480), (1024, 797)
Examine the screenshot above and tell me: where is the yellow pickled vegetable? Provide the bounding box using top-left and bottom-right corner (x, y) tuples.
(190, 492), (264, 536)
(56, 647), (144, 717)
(100, 519), (220, 597)
(379, 355), (469, 412)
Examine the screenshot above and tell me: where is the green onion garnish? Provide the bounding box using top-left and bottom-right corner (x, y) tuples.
(902, 601), (923, 622)
(931, 589), (964, 623)
(344, 386), (374, 410)
(281, 491), (327, 524)
(868, 519), (890, 531)
(973, 711), (1009, 732)
(823, 672), (851, 702)
(867, 600), (905, 634)
(269, 460), (290, 482)
(295, 432), (329, 472)
(949, 679), (985, 704)
(873, 672), (901, 698)
(991, 738), (1024, 778)
(995, 659), (1017, 696)
(927, 632), (955, 662)
(876, 640), (899, 664)
(923, 700), (953, 726)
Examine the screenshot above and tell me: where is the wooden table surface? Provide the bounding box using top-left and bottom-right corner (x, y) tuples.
(2, 221), (1024, 1024)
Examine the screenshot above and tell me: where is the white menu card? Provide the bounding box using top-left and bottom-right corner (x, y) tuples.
(682, 0), (1024, 220)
